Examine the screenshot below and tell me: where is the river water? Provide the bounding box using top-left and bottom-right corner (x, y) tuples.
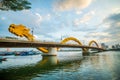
(0, 51), (120, 80)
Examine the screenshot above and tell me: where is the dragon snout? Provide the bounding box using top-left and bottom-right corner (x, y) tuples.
(9, 24), (16, 33)
(8, 27), (12, 32)
(8, 27), (13, 33)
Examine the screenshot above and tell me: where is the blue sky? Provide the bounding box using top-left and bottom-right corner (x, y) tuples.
(0, 0), (120, 51)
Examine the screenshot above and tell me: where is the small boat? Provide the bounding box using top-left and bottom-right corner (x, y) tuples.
(0, 56), (7, 61)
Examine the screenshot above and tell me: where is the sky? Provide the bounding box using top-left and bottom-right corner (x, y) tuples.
(0, 0), (120, 50)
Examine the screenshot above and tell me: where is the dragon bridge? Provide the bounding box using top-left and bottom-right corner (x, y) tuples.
(8, 24), (100, 53)
(89, 40), (99, 48)
(60, 37), (87, 51)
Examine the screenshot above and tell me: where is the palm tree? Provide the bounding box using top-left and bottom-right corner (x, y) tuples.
(0, 0), (31, 11)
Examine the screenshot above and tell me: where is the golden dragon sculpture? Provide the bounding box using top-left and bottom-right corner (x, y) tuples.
(8, 24), (99, 53)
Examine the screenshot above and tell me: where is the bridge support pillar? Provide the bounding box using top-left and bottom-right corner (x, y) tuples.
(42, 47), (57, 56)
(82, 50), (89, 56)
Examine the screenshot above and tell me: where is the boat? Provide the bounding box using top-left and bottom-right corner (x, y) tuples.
(15, 50), (37, 56)
(0, 56), (7, 61)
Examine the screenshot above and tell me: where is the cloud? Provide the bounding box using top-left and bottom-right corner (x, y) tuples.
(112, 8), (120, 13)
(3, 10), (44, 28)
(103, 13), (120, 36)
(34, 34), (54, 41)
(76, 10), (82, 15)
(0, 16), (6, 20)
(74, 11), (95, 26)
(86, 32), (110, 37)
(85, 32), (111, 39)
(104, 13), (120, 22)
(89, 12), (120, 44)
(35, 13), (42, 25)
(54, 0), (92, 11)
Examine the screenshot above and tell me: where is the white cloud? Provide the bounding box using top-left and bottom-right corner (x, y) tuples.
(74, 11), (95, 26)
(101, 12), (120, 44)
(116, 22), (120, 27)
(1, 17), (5, 20)
(21, 11), (43, 26)
(44, 14), (51, 20)
(84, 32), (112, 43)
(76, 10), (82, 15)
(84, 11), (120, 44)
(99, 38), (111, 43)
(112, 8), (120, 13)
(34, 35), (41, 40)
(54, 0), (92, 11)
(35, 13), (42, 25)
(34, 34), (53, 41)
(87, 32), (111, 37)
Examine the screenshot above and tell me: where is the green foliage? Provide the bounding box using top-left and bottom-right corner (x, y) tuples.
(0, 0), (31, 11)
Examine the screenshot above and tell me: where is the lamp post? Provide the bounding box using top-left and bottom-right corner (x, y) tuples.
(31, 27), (34, 36)
(61, 34), (62, 40)
(31, 27), (34, 41)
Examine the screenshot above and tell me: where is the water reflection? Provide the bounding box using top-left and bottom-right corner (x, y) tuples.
(36, 56), (58, 67)
(0, 51), (120, 80)
(0, 54), (83, 80)
(77, 51), (120, 80)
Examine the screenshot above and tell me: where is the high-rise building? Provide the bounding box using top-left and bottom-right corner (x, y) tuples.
(101, 43), (108, 49)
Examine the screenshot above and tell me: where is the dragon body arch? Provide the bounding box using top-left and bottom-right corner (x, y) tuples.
(89, 40), (99, 48)
(8, 24), (100, 53)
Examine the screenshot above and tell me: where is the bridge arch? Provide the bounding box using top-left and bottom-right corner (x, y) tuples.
(89, 40), (99, 48)
(60, 37), (87, 51)
(60, 37), (83, 45)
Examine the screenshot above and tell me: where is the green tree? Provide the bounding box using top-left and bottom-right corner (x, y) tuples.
(0, 0), (31, 11)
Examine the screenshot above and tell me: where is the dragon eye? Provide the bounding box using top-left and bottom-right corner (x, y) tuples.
(12, 26), (15, 28)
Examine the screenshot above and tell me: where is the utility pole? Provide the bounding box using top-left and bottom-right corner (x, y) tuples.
(31, 27), (34, 41)
(31, 27), (34, 36)
(61, 34), (62, 40)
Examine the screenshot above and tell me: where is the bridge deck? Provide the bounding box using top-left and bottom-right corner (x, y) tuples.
(0, 39), (104, 50)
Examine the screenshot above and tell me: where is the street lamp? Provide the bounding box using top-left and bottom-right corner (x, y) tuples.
(31, 27), (34, 41)
(31, 27), (34, 36)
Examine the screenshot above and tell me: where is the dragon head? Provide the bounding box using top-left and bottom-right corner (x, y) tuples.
(9, 24), (30, 37)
